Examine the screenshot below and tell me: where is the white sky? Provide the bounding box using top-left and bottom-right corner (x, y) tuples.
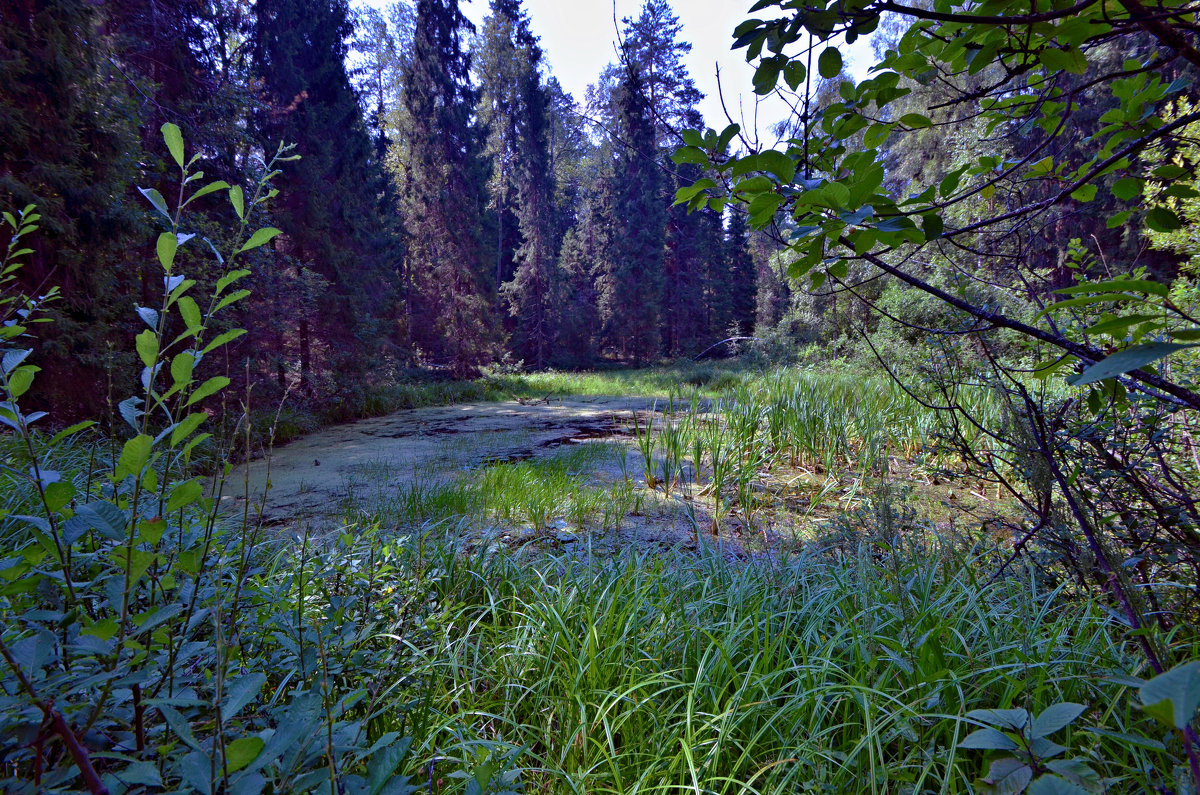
(359, 0), (877, 148)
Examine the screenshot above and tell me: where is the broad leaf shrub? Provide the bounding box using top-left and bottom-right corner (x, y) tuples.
(0, 127), (428, 794)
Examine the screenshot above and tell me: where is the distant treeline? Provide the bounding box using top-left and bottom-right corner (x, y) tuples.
(0, 0), (773, 420)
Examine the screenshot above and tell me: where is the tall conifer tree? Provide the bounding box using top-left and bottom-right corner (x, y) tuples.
(255, 0), (400, 388)
(397, 0), (494, 375)
(597, 65), (663, 361)
(726, 207), (757, 337)
(477, 0), (560, 368)
(0, 0), (142, 417)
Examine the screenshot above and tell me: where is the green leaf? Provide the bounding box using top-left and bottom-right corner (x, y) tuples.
(752, 61), (780, 94)
(180, 749), (214, 793)
(162, 122), (185, 168)
(1041, 47), (1088, 75)
(967, 708), (1029, 731)
(162, 710), (204, 754)
(1070, 184), (1097, 202)
(230, 185), (245, 220)
(1112, 177), (1142, 201)
(216, 268), (252, 294)
(716, 123), (740, 152)
(1069, 342), (1198, 385)
(136, 330), (160, 368)
(748, 192), (785, 226)
(1153, 164), (1187, 180)
(818, 47), (843, 79)
(157, 232), (178, 271)
(170, 352), (195, 388)
(171, 413), (208, 446)
(674, 179), (717, 206)
(225, 737), (264, 773)
(1055, 277), (1170, 298)
(138, 187), (171, 221)
(49, 420), (96, 446)
(1036, 293), (1147, 318)
(74, 501), (128, 541)
(1031, 703), (1086, 738)
(939, 168), (965, 199)
(1044, 759), (1099, 787)
(222, 672), (267, 721)
(979, 757), (1033, 795)
(958, 728), (1019, 750)
(1083, 314), (1161, 336)
(139, 517), (165, 545)
(922, 212), (944, 240)
(864, 123), (892, 149)
(202, 328), (248, 355)
(178, 296), (203, 333)
(166, 478), (203, 512)
(757, 150), (796, 182)
(1107, 210), (1133, 229)
(44, 481), (75, 513)
(185, 180), (231, 206)
(237, 227), (281, 254)
(366, 736), (413, 795)
(214, 289), (252, 313)
(1029, 156), (1055, 177)
(7, 365), (38, 398)
(899, 113), (932, 129)
(1139, 661), (1200, 730)
(783, 60), (807, 90)
(185, 376), (231, 407)
(120, 761), (163, 787)
(1028, 775), (1090, 795)
(115, 435), (153, 481)
(671, 146), (709, 166)
(735, 175), (775, 194)
(1146, 207), (1183, 232)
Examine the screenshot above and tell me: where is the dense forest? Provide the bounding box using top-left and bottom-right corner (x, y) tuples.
(4, 0), (1200, 792)
(1, 0), (766, 421)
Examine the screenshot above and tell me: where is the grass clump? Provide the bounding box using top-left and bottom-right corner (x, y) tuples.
(393, 444), (621, 533)
(387, 533), (1187, 793)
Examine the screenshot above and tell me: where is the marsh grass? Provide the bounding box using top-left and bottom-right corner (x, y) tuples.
(393, 443), (625, 533)
(385, 531), (1182, 794)
(607, 367), (1017, 546)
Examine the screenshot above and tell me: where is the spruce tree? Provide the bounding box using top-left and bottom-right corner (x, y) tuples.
(589, 0), (708, 359)
(617, 0), (703, 149)
(597, 65), (664, 362)
(556, 200), (604, 366)
(477, 0), (561, 368)
(255, 0), (401, 389)
(0, 0), (143, 418)
(726, 207), (757, 337)
(397, 0), (495, 376)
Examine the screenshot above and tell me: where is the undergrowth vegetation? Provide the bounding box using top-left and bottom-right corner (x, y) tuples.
(4, 127), (1200, 795)
(401, 532), (1194, 794)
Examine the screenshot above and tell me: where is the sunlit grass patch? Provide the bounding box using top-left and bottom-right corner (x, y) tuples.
(393, 442), (627, 533)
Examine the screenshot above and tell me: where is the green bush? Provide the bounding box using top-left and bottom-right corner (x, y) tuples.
(0, 128), (427, 794)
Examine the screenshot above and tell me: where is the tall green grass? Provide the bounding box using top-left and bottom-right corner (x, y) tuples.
(387, 532), (1181, 793)
(391, 444), (623, 532)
